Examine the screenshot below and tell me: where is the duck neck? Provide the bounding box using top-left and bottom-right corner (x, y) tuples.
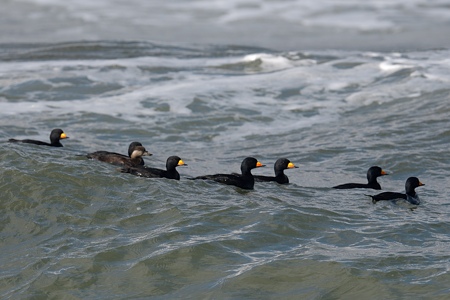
(241, 169), (253, 177)
(274, 169), (285, 178)
(367, 174), (378, 184)
(406, 189), (417, 197)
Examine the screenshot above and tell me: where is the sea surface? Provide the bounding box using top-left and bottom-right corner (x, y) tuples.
(1, 1), (450, 299)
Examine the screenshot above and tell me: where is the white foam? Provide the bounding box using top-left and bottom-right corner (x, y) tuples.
(379, 61), (414, 73)
(242, 53), (294, 71)
(2, 48), (450, 144)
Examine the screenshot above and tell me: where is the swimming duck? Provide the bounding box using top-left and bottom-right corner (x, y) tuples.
(191, 157), (265, 190)
(254, 158), (298, 184)
(367, 177), (425, 205)
(8, 128), (68, 147)
(333, 166), (388, 190)
(87, 142), (151, 167)
(122, 156), (187, 180)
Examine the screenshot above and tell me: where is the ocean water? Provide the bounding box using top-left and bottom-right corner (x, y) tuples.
(1, 1), (450, 299)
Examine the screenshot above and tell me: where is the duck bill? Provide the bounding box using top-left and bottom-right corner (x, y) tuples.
(60, 133), (68, 139)
(143, 151), (152, 156)
(178, 159), (187, 166)
(419, 181), (425, 186)
(287, 162), (298, 169)
(381, 170), (388, 175)
(256, 161), (265, 168)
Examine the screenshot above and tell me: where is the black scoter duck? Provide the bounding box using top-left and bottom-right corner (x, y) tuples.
(367, 177), (424, 205)
(122, 156), (187, 180)
(192, 157), (265, 190)
(254, 158), (298, 184)
(8, 128), (68, 147)
(87, 142), (151, 167)
(333, 166), (387, 190)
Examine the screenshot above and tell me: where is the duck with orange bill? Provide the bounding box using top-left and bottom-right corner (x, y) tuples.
(191, 157), (265, 190)
(254, 158), (298, 184)
(122, 156), (187, 180)
(8, 128), (69, 147)
(333, 166), (388, 190)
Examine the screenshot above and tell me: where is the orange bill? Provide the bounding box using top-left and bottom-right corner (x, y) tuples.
(256, 161), (265, 167)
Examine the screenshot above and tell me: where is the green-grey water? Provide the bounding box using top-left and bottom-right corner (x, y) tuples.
(1, 41), (450, 299)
